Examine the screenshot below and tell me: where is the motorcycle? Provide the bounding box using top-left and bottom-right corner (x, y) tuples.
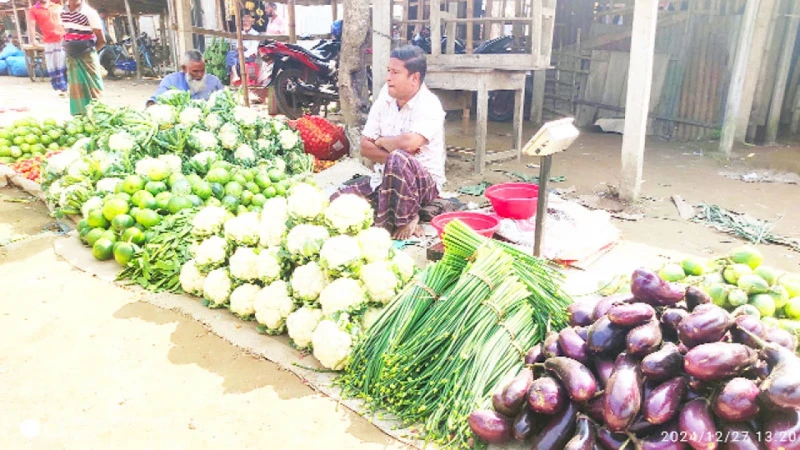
(257, 37), (372, 119)
(411, 30), (532, 122)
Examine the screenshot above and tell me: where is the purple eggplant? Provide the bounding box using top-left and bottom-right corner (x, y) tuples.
(603, 353), (643, 432)
(679, 398), (718, 450)
(627, 319), (664, 357)
(718, 422), (764, 450)
(731, 315), (767, 349)
(593, 293), (635, 321)
(525, 343), (545, 365)
(631, 269), (685, 306)
(642, 343), (684, 381)
(544, 332), (562, 358)
(529, 401), (578, 450)
(500, 369), (533, 416)
(684, 343), (758, 381)
(662, 308), (690, 331)
(677, 305), (733, 348)
(644, 377), (687, 425)
(545, 357), (598, 403)
(528, 376), (567, 415)
(575, 326), (590, 341)
(569, 302), (596, 327)
(596, 426), (631, 450)
(587, 315), (627, 355)
(685, 286), (712, 311)
(469, 409), (513, 444)
(593, 357), (615, 388)
(765, 326), (798, 351)
(764, 409), (800, 450)
(630, 414), (659, 434)
(712, 378), (760, 422)
(565, 415), (596, 450)
(608, 302), (656, 327)
(584, 394), (605, 423)
(748, 359), (770, 380)
(758, 336), (800, 410)
(492, 388), (515, 417)
(512, 405), (538, 441)
(559, 327), (590, 364)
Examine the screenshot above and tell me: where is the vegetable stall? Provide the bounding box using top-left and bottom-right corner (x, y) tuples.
(3, 89), (800, 450)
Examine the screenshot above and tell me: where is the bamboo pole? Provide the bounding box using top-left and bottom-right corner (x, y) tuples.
(233, 0), (250, 106)
(466, 0), (473, 51)
(10, 0), (23, 45)
(288, 0), (296, 43)
(765, 0), (800, 144)
(123, 0), (142, 80)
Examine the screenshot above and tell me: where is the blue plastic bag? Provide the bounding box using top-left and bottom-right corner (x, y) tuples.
(0, 60), (7, 75)
(7, 56), (28, 77)
(0, 44), (23, 61)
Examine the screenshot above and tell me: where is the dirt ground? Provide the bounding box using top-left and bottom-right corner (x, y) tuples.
(1, 75), (800, 447)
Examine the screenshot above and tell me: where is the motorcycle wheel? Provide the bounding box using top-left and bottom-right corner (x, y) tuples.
(274, 67), (322, 119)
(487, 90), (516, 122)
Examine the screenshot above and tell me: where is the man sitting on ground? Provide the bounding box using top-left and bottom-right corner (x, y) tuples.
(147, 50), (223, 106)
(333, 45), (446, 240)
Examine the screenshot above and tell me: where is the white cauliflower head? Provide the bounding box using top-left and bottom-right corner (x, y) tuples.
(357, 227), (393, 263)
(204, 112), (223, 131)
(234, 144), (256, 164)
(45, 149), (81, 175)
(179, 106), (203, 127)
(203, 268), (232, 307)
(285, 224), (330, 260)
(157, 154), (183, 175)
(193, 235), (229, 272)
(312, 320), (353, 370)
(229, 283), (261, 318)
(392, 250), (417, 283)
(324, 194), (373, 235)
(259, 216), (287, 248)
(255, 247), (283, 284)
(361, 307), (384, 330)
(290, 261), (328, 302)
(191, 131), (219, 152)
(80, 196), (103, 218)
(278, 129), (299, 150)
(286, 307), (324, 350)
(219, 122), (240, 150)
(318, 277), (366, 317)
(147, 104), (176, 126)
(108, 131), (135, 153)
(180, 259), (207, 296)
(254, 280), (295, 333)
(360, 261), (399, 304)
(319, 235), (362, 276)
(192, 205), (231, 237)
(261, 196), (288, 223)
(287, 183), (328, 221)
(229, 247), (259, 282)
(224, 212), (261, 246)
(95, 177), (122, 193)
(233, 105), (259, 127)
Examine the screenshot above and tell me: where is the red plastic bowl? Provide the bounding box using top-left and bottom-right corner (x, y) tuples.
(431, 211), (500, 240)
(485, 182), (539, 220)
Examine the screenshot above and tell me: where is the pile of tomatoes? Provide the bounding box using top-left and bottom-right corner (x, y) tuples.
(8, 150), (62, 183)
(291, 115), (349, 161)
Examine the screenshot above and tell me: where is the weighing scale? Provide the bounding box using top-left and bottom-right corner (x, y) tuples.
(521, 117), (580, 257)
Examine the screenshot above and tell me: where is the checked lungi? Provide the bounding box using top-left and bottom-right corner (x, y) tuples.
(44, 42), (67, 92)
(66, 50), (103, 116)
(333, 150), (439, 231)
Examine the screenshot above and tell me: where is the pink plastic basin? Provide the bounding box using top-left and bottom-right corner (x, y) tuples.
(431, 211), (501, 240)
(485, 182), (539, 220)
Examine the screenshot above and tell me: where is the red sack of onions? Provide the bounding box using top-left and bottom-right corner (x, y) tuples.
(290, 115), (349, 161)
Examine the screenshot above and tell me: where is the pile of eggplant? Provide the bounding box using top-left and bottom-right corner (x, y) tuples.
(468, 268), (800, 450)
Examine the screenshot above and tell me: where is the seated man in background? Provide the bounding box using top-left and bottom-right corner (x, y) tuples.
(147, 50), (223, 105)
(334, 45), (446, 240)
(229, 11), (261, 86)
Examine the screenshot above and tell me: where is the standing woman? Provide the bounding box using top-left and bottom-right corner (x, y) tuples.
(29, 0), (67, 94)
(61, 0), (104, 115)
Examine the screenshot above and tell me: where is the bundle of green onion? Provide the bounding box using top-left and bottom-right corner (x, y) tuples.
(339, 220), (571, 448)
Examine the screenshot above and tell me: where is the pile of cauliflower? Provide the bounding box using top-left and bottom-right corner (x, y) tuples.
(179, 183), (418, 371)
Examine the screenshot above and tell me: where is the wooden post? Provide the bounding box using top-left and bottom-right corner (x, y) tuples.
(475, 80), (489, 173)
(531, 69), (545, 124)
(465, 0), (473, 52)
(372, 0), (391, 97)
(288, 0), (296, 43)
(719, 0), (760, 157)
(331, 0), (338, 22)
(233, 0), (250, 106)
(765, 0), (800, 144)
(123, 0), (142, 80)
(619, 0), (659, 202)
(25, 0), (36, 45)
(735, 0), (776, 142)
(215, 0), (224, 31)
(10, 0), (23, 45)
(173, 0), (194, 56)
(533, 154), (552, 257)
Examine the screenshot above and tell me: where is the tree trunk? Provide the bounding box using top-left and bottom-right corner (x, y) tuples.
(339, 0), (372, 158)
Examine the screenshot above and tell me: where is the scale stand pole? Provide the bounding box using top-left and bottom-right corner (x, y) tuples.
(533, 155), (552, 257)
